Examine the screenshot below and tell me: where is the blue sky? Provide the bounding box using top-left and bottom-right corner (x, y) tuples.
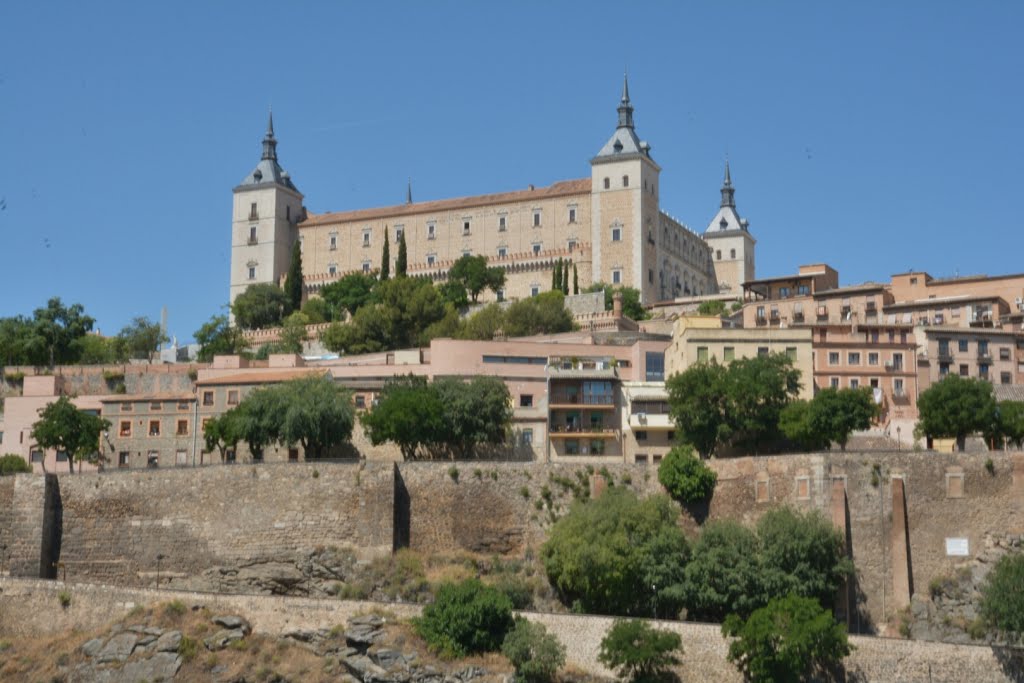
(1, 2), (1021, 343)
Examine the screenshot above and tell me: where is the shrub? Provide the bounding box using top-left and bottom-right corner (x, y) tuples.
(985, 458), (995, 475)
(448, 466), (460, 482)
(657, 446), (717, 503)
(414, 578), (514, 658)
(0, 454), (32, 475)
(163, 599), (187, 618)
(58, 590), (72, 608)
(598, 619), (682, 681)
(723, 594), (851, 683)
(502, 618), (566, 682)
(981, 552), (1024, 636)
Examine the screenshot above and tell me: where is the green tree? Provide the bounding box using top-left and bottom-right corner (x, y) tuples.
(202, 410), (243, 462)
(275, 374), (355, 458)
(285, 240), (304, 312)
(30, 395), (111, 474)
(300, 297), (333, 324)
(561, 259), (570, 294)
(459, 303), (506, 341)
(658, 445), (717, 503)
(396, 231), (408, 277)
(995, 401), (1024, 448)
(806, 387), (878, 450)
(231, 387), (284, 460)
(572, 262), (579, 295)
(193, 314), (249, 362)
(552, 259), (562, 291)
(29, 297), (96, 366)
(231, 283), (290, 330)
(432, 376), (512, 458)
(278, 311), (310, 354)
(114, 316), (168, 361)
(501, 618), (566, 683)
(449, 255), (505, 303)
(756, 507), (852, 609)
(723, 594), (851, 683)
(585, 283), (648, 320)
(697, 300), (727, 316)
(542, 488), (689, 618)
(0, 454), (32, 475)
(980, 552), (1024, 636)
(380, 230), (391, 281)
(684, 520), (765, 622)
(778, 400), (828, 451)
(598, 619), (682, 682)
(502, 291), (574, 337)
(438, 280), (469, 309)
(321, 272), (378, 318)
(916, 374), (998, 451)
(414, 578), (514, 658)
(0, 315), (35, 366)
(360, 375), (445, 460)
(666, 360), (730, 457)
(322, 277), (446, 354)
(70, 334), (117, 364)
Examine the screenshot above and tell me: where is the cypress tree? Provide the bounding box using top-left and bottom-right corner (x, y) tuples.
(553, 259), (562, 291)
(381, 230), (391, 281)
(285, 240), (303, 312)
(573, 263), (579, 295)
(562, 259), (570, 294)
(396, 231), (408, 277)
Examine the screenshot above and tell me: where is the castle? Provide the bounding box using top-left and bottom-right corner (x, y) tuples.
(229, 77), (756, 308)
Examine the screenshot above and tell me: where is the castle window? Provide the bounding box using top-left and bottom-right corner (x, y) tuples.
(362, 261), (371, 273)
(248, 266), (256, 280)
(532, 243), (541, 255)
(716, 250), (721, 260)
(611, 226), (622, 242)
(286, 205), (290, 221)
(730, 248), (736, 258)
(497, 247), (507, 257)
(567, 240), (577, 252)
(531, 285), (539, 296)
(568, 207), (577, 223)
(612, 269), (622, 285)
(249, 202), (258, 220)
(249, 226), (257, 244)
(463, 219), (471, 235)
(498, 215), (507, 231)
(427, 253), (436, 266)
(603, 177), (610, 189)
(533, 210), (541, 227)
(395, 225), (404, 240)
(462, 249), (471, 258)
(427, 223), (436, 240)
(328, 263), (337, 276)
(329, 233), (337, 250)
(622, 175), (629, 187)
(362, 229), (371, 247)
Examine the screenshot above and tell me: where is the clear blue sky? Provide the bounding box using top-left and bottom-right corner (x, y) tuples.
(1, 2), (1021, 343)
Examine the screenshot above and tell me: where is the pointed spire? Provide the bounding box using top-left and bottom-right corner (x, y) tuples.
(616, 72), (634, 129)
(720, 158), (736, 208)
(261, 107), (278, 161)
(406, 178), (413, 205)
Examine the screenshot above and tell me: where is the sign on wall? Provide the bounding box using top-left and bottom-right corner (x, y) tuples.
(945, 538), (970, 556)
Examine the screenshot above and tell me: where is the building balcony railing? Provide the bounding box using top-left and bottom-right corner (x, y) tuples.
(549, 425), (619, 438)
(755, 316), (767, 326)
(937, 349), (953, 361)
(978, 350), (992, 361)
(549, 393), (615, 408)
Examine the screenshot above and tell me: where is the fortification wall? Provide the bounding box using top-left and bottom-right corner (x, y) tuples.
(0, 475), (49, 577)
(31, 463), (394, 585)
(0, 578), (1019, 682)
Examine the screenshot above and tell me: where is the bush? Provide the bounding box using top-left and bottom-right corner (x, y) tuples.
(501, 618), (566, 682)
(683, 520), (764, 622)
(598, 619), (682, 681)
(0, 454), (32, 475)
(542, 488), (689, 618)
(163, 600), (187, 618)
(657, 446), (717, 503)
(414, 578), (514, 658)
(58, 590), (72, 608)
(723, 594), (851, 683)
(981, 552), (1024, 636)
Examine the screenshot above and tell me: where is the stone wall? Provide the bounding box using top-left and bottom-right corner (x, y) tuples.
(22, 463), (394, 586)
(0, 578), (1019, 682)
(0, 474), (49, 577)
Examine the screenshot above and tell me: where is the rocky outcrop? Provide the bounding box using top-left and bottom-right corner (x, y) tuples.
(72, 623), (183, 682)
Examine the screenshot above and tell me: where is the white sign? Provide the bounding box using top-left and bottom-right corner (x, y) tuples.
(945, 538), (970, 556)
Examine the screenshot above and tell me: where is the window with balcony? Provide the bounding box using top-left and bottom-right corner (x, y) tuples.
(427, 254), (436, 266)
(939, 363), (950, 376)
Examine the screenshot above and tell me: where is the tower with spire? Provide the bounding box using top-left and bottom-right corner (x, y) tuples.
(229, 111), (306, 313)
(703, 159), (756, 294)
(589, 73), (663, 303)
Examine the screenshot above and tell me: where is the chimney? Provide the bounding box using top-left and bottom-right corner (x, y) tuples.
(612, 292), (623, 318)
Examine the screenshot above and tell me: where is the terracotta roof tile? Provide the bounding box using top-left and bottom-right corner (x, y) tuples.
(299, 179), (590, 227)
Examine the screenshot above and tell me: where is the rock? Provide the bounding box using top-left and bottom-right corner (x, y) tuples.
(344, 653), (390, 681)
(212, 615), (252, 634)
(127, 624), (148, 634)
(283, 628), (322, 643)
(346, 618), (385, 649)
(154, 630), (182, 653)
(204, 628), (245, 651)
(119, 652), (182, 682)
(136, 635), (157, 648)
(144, 626), (164, 636)
(97, 632), (137, 663)
(81, 637), (105, 658)
(372, 647), (408, 670)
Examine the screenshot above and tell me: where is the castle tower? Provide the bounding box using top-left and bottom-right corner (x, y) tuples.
(703, 160), (756, 294)
(589, 75), (662, 303)
(229, 112), (305, 310)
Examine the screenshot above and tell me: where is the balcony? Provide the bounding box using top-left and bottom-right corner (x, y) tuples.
(547, 357), (618, 379)
(884, 361), (904, 372)
(628, 413), (674, 431)
(977, 350), (992, 361)
(793, 311), (805, 323)
(755, 316), (767, 327)
(247, 237), (258, 246)
(549, 392), (615, 408)
(549, 425), (618, 439)
(937, 348), (953, 361)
